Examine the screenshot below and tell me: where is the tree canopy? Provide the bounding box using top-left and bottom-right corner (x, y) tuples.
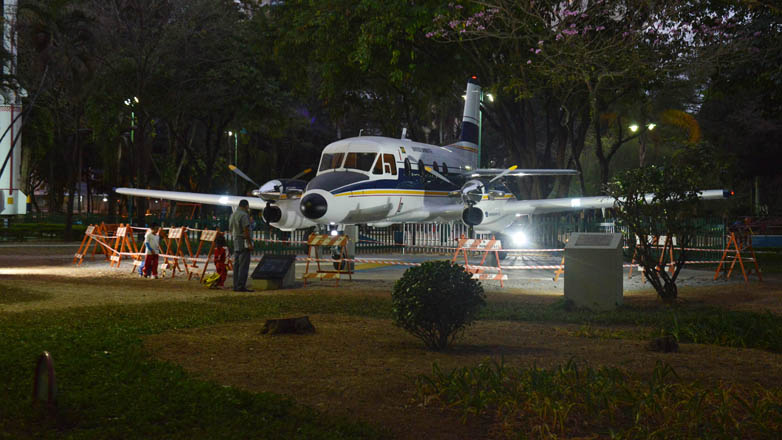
(6, 0), (779, 232)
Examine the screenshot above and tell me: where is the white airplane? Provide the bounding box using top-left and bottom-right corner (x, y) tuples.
(116, 77), (730, 243)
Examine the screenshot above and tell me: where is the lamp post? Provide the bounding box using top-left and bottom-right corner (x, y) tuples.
(228, 131), (238, 194)
(629, 122), (655, 167)
(124, 97), (138, 221)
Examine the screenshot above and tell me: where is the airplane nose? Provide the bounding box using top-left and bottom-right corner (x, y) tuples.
(300, 193), (327, 219)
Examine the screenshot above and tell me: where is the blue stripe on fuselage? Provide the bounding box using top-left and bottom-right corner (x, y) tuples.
(331, 170), (458, 195)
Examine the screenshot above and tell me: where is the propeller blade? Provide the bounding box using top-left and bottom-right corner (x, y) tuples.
(291, 168), (313, 180)
(489, 165), (518, 183)
(424, 166), (454, 185)
(229, 164), (260, 187)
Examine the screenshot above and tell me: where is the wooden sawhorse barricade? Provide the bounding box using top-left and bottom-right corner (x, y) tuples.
(189, 229), (220, 282)
(714, 231), (762, 283)
(161, 226), (191, 278)
(302, 234), (353, 287)
(627, 235), (676, 282)
(452, 236), (507, 288)
(74, 224), (111, 265)
(110, 225), (141, 269)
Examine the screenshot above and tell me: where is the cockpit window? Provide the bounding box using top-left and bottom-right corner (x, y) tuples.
(343, 152), (377, 172)
(319, 153), (345, 171)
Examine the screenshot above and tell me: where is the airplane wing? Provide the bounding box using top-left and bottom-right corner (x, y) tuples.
(464, 168), (580, 179)
(114, 188), (267, 211)
(501, 189), (729, 216)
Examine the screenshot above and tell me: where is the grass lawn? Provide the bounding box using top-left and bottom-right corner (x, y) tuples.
(1, 263), (782, 438)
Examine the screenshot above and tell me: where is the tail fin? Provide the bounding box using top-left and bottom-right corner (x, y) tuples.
(459, 77), (481, 147)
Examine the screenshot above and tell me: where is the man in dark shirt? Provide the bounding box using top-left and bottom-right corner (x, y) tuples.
(229, 199), (254, 292)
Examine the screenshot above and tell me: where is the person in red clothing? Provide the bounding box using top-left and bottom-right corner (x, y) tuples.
(213, 233), (228, 288)
(143, 224), (161, 278)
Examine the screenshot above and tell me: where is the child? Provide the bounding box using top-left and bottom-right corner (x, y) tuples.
(143, 224), (161, 278)
(213, 233), (228, 288)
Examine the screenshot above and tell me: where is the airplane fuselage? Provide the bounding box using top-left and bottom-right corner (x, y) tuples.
(298, 136), (513, 230)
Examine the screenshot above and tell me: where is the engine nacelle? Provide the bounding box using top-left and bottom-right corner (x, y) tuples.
(262, 204), (282, 223)
(462, 207), (483, 226)
(261, 200), (316, 231)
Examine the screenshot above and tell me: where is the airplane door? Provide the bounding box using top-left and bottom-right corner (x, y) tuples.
(382, 154), (397, 175)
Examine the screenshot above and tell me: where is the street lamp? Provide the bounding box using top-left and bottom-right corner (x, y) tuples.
(631, 122), (657, 167)
(228, 131), (238, 194)
(124, 97), (139, 222)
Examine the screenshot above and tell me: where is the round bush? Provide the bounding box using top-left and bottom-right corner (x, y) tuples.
(391, 260), (486, 351)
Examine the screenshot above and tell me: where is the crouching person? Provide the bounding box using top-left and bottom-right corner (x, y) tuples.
(143, 223), (161, 278)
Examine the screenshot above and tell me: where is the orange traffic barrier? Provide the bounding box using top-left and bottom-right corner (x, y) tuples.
(452, 235), (507, 287)
(714, 231), (762, 283)
(302, 234), (353, 287)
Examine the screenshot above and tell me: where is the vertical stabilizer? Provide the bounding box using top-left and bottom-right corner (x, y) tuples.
(446, 77), (482, 169)
(460, 77), (481, 146)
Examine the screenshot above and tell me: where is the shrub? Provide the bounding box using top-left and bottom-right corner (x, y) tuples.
(391, 260), (485, 351)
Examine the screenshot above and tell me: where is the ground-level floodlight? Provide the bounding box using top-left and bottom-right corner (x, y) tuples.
(33, 351), (57, 410)
(512, 230), (528, 247)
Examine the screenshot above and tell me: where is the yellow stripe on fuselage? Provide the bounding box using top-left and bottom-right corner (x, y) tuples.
(449, 145), (479, 153)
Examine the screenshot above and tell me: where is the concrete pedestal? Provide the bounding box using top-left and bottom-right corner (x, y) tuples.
(564, 233), (623, 311)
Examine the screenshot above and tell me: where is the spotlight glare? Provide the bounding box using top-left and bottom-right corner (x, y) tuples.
(512, 231), (528, 247)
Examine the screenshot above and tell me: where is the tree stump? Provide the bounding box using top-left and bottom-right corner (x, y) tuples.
(260, 316), (315, 335)
(648, 335), (679, 353)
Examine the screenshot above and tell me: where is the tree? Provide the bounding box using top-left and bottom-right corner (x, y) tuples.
(17, 0), (97, 238)
(696, 3), (782, 215)
(606, 145), (723, 302)
(430, 0), (738, 195)
(273, 0), (466, 142)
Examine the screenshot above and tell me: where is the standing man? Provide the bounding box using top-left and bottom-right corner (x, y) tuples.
(229, 199), (254, 292)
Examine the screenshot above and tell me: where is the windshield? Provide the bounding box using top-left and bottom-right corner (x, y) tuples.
(319, 153), (345, 171)
(343, 152), (377, 172)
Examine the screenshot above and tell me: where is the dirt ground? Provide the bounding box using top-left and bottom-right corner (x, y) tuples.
(2, 244), (782, 439)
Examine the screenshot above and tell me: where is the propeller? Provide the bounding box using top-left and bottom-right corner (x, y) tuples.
(489, 165), (518, 183)
(229, 164), (260, 187)
(291, 168), (313, 180)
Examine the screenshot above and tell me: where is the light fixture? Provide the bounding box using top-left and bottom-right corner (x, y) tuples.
(218, 196), (229, 205)
(102, 197), (108, 202)
(512, 231), (528, 246)
(647, 123), (656, 130)
(629, 124), (639, 132)
(486, 93), (494, 102)
(228, 131), (233, 136)
(330, 229), (338, 236)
